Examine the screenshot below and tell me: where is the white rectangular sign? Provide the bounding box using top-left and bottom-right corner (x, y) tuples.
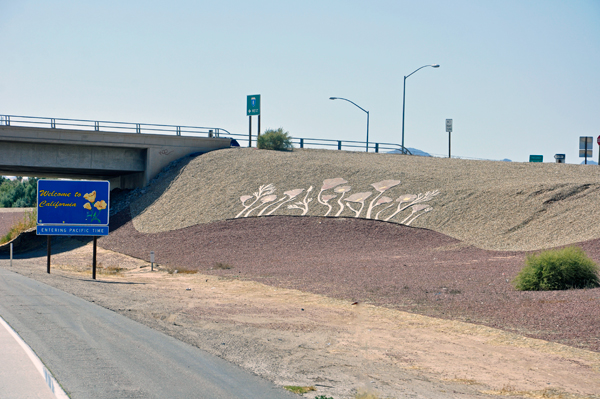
(446, 119), (452, 133)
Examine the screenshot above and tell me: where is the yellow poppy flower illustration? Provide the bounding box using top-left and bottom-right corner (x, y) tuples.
(84, 191), (106, 223)
(83, 191), (97, 203)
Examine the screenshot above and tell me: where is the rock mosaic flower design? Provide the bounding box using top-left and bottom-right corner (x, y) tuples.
(366, 179), (401, 219)
(318, 178), (347, 217)
(262, 189), (304, 216)
(288, 186), (313, 215)
(345, 192), (372, 218)
(83, 190), (107, 223)
(384, 191), (439, 222)
(236, 184), (276, 218)
(235, 178), (439, 226)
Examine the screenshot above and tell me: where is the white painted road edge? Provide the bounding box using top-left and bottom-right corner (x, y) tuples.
(0, 315), (69, 399)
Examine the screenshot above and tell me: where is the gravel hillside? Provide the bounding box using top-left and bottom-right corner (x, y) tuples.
(129, 148), (600, 251)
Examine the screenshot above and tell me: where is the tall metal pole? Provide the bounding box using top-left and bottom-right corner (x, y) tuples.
(329, 97), (369, 152)
(401, 64), (440, 155)
(401, 76), (407, 154)
(366, 111), (369, 152)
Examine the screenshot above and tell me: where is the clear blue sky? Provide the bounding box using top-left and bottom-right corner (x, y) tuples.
(2, 0), (599, 163)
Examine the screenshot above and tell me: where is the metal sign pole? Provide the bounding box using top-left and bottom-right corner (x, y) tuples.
(446, 119), (453, 158)
(47, 236), (51, 274)
(258, 114), (261, 138)
(248, 116), (252, 147)
(585, 139), (589, 165)
(92, 236), (97, 280)
(597, 136), (600, 165)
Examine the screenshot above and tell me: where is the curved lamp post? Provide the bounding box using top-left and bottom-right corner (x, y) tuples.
(401, 64), (440, 154)
(330, 97), (369, 152)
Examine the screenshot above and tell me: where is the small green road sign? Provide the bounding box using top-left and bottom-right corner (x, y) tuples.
(529, 155), (543, 162)
(247, 94), (260, 116)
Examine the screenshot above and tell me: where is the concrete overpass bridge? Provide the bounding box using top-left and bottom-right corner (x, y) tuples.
(0, 115), (234, 189)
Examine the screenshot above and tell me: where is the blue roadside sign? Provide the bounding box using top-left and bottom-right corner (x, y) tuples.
(37, 180), (110, 236)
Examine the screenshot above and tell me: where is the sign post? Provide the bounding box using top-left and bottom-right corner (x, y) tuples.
(37, 180), (110, 278)
(579, 136), (593, 165)
(247, 95), (261, 147)
(597, 135), (600, 165)
(446, 119), (452, 158)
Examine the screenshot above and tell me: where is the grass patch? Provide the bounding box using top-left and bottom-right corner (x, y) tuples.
(0, 209), (36, 245)
(213, 262), (233, 270)
(513, 246), (600, 290)
(283, 386), (315, 394)
(166, 265), (198, 274)
(97, 265), (126, 276)
(483, 386), (576, 398)
(354, 391), (381, 399)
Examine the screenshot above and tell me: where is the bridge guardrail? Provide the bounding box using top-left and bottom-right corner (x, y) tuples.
(0, 114), (412, 155)
(0, 114), (231, 138)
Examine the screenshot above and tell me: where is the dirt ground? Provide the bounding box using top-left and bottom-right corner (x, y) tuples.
(2, 239), (599, 399)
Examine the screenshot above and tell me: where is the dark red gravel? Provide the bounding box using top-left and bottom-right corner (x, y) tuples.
(100, 210), (600, 352)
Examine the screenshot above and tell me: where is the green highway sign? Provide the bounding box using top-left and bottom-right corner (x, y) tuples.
(247, 94), (260, 116)
(529, 155), (543, 163)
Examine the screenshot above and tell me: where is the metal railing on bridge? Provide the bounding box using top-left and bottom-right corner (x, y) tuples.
(0, 114), (231, 138)
(0, 114), (412, 155)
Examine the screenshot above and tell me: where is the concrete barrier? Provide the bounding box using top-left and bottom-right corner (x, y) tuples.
(0, 126), (231, 188)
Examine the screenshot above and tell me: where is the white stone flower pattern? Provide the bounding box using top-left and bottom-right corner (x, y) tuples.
(235, 178), (439, 225)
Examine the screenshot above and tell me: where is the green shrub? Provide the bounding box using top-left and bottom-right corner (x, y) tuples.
(257, 128), (293, 151)
(513, 246), (600, 291)
(283, 386), (315, 394)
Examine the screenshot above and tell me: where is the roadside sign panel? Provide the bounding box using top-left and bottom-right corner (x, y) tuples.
(37, 180), (110, 236)
(445, 119), (452, 133)
(579, 136), (593, 158)
(247, 94), (261, 116)
(529, 155), (543, 162)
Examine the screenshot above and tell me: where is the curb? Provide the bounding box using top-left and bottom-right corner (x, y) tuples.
(0, 315), (69, 399)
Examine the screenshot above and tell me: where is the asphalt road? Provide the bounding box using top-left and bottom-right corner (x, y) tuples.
(0, 267), (297, 399)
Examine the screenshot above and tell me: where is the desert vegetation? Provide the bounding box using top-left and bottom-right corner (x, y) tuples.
(513, 246), (600, 290)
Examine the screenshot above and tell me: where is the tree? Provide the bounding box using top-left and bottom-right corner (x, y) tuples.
(0, 177), (39, 207)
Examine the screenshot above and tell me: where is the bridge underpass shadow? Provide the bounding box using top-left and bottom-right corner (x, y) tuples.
(0, 153), (202, 262)
(0, 234), (93, 259)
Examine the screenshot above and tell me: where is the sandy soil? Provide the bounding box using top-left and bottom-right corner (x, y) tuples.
(2, 240), (599, 399)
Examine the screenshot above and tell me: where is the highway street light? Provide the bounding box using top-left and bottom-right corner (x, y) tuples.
(401, 64), (440, 154)
(329, 97), (370, 152)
